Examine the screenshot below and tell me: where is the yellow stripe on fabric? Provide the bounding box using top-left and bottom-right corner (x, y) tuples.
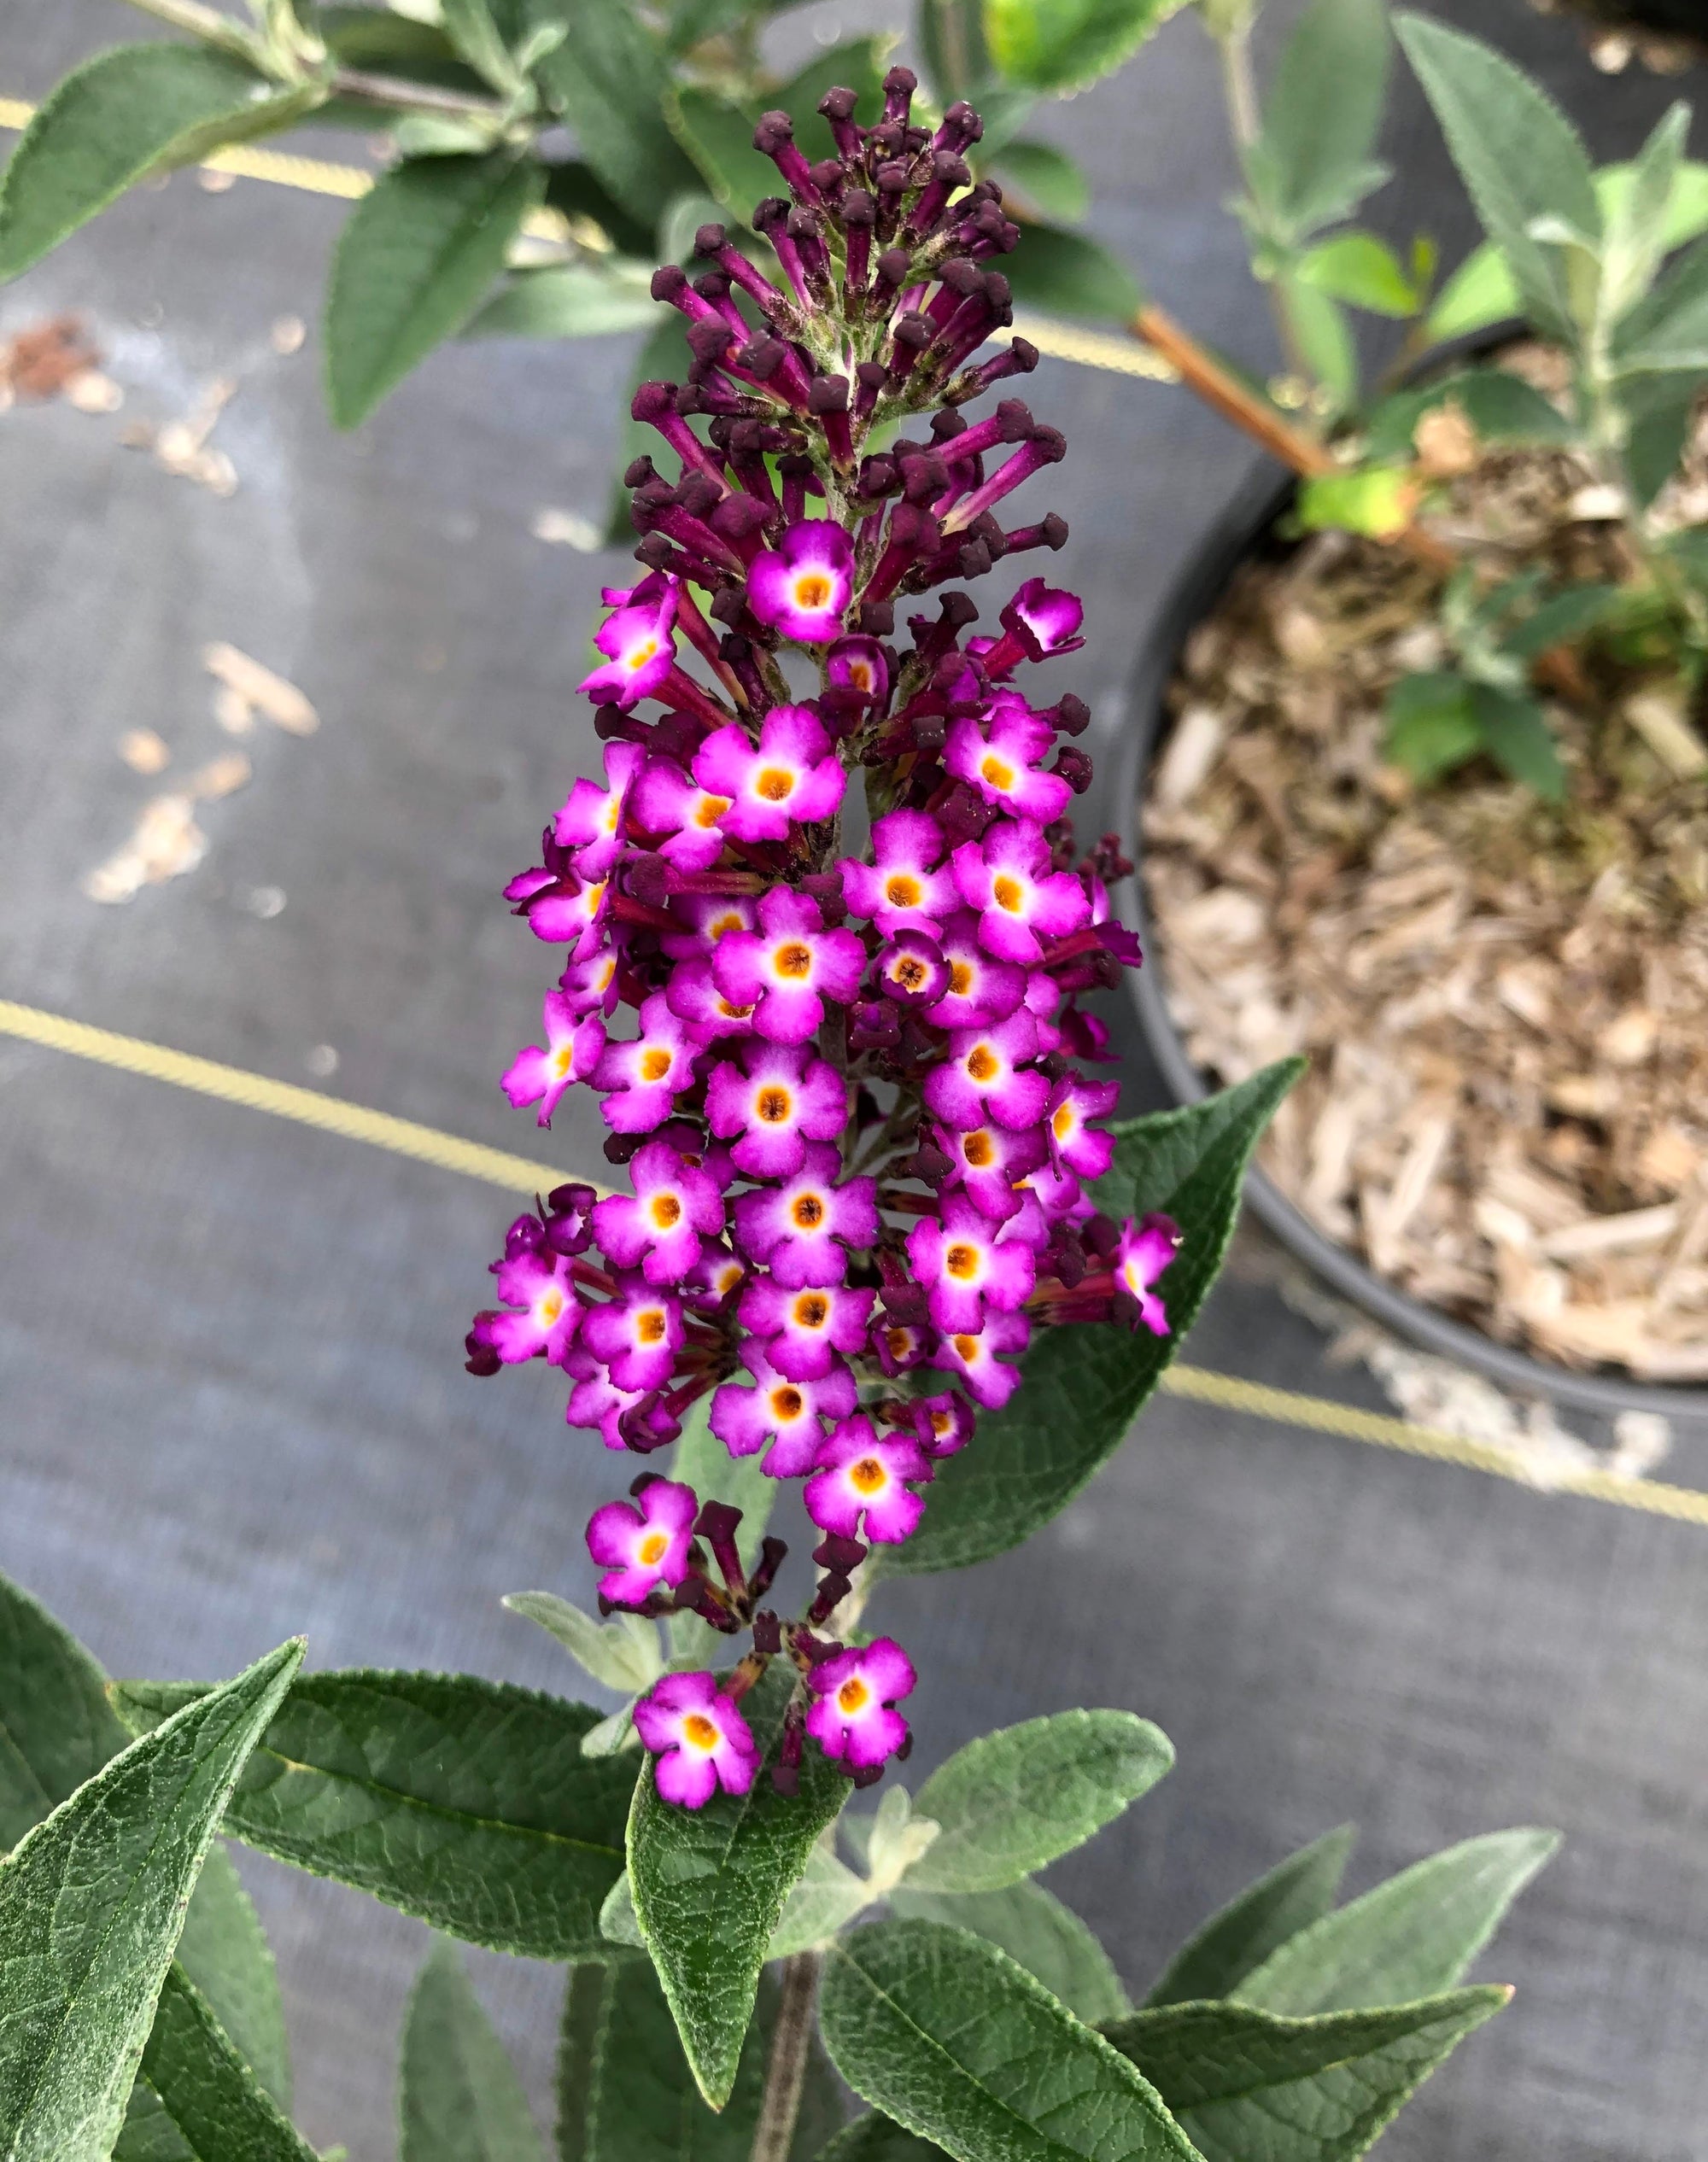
(0, 997), (606, 1199)
(2, 997), (1704, 1528)
(0, 94), (1173, 378)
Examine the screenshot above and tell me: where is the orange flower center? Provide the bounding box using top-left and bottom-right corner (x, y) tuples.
(966, 1045), (997, 1082)
(949, 961), (973, 996)
(886, 874), (921, 907)
(696, 795), (731, 827)
(991, 874), (1023, 912)
(775, 941), (813, 979)
(980, 755), (1015, 791)
(756, 768), (794, 802)
(757, 1087), (793, 1123)
(637, 1310), (667, 1344)
(837, 1677), (870, 1714)
(640, 1048), (672, 1082)
(794, 1294), (829, 1329)
(962, 1131), (993, 1166)
(893, 956), (927, 990)
(952, 1333), (979, 1360)
(1052, 1104), (1073, 1139)
(682, 1713), (720, 1750)
(792, 1194), (825, 1229)
(651, 1195), (682, 1228)
(945, 1244), (979, 1278)
(850, 1457), (886, 1493)
(772, 1386), (804, 1419)
(794, 573), (832, 610)
(639, 1531), (669, 1565)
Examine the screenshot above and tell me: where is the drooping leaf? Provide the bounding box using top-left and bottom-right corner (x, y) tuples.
(769, 1844), (875, 1957)
(1395, 14), (1599, 346)
(441, 0), (525, 93)
(1144, 1827), (1354, 2009)
(113, 1967), (316, 2162)
(1250, 0), (1391, 238)
(503, 1594), (664, 1697)
(1623, 371), (1702, 507)
(988, 142), (1089, 225)
(0, 1639), (302, 2162)
(1471, 685), (1566, 802)
(0, 1570), (291, 2112)
(1233, 1828), (1559, 2016)
(556, 1953), (838, 2161)
(531, 0), (701, 225)
(891, 1059), (1301, 1575)
(325, 151), (541, 427)
(904, 1711), (1173, 1894)
(1103, 1990), (1509, 2162)
(1383, 673), (1481, 786)
(1296, 233), (1415, 318)
(890, 1883), (1129, 2024)
(1002, 222), (1143, 323)
(820, 1920), (1198, 2162)
(466, 262), (662, 340)
(401, 1943), (546, 2162)
(173, 1846), (292, 2110)
(0, 44), (311, 280)
(0, 1569), (131, 1850)
(1361, 369), (1572, 461)
(983, 0), (1184, 96)
(110, 1671), (634, 1961)
(627, 1665), (847, 2107)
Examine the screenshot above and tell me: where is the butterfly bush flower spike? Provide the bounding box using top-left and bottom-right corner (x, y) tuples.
(466, 68), (1181, 1803)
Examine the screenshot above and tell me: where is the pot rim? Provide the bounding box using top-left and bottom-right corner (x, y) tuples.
(1111, 453), (1708, 1423)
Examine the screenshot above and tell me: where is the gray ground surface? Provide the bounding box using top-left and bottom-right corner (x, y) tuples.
(2, 3), (1705, 2157)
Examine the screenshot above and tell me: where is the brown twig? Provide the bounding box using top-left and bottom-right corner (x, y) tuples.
(750, 1949), (823, 2162)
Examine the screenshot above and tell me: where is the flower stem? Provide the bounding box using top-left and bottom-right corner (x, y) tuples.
(751, 1949), (822, 2162)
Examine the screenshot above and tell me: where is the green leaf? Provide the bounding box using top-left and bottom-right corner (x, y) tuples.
(1623, 371), (1701, 507)
(401, 1943), (546, 2162)
(325, 151), (542, 427)
(890, 1883), (1129, 2024)
(1601, 102), (1689, 326)
(921, 0), (994, 99)
(542, 161), (653, 258)
(1251, 0), (1391, 237)
(1003, 222), (1144, 323)
(503, 1594), (664, 1697)
(466, 262), (662, 340)
(891, 1058), (1301, 1575)
(442, 0), (525, 93)
(1234, 1828), (1559, 2016)
(1144, 1827), (1355, 2009)
(775, 43), (895, 164)
(1383, 672), (1481, 785)
(556, 1954), (836, 2161)
(174, 1846), (291, 2110)
(319, 7), (490, 88)
(820, 1920), (1198, 2162)
(0, 1639), (302, 2162)
(988, 142), (1089, 225)
(770, 1844), (874, 1956)
(984, 0), (1183, 94)
(1277, 281), (1357, 414)
(816, 2118), (945, 2161)
(627, 1664), (848, 2107)
(0, 44), (303, 280)
(1395, 14), (1598, 347)
(531, 0), (701, 225)
(1361, 369), (1572, 461)
(113, 1967), (316, 2162)
(905, 1712), (1173, 1894)
(1296, 465), (1416, 539)
(1502, 582), (1619, 660)
(666, 89), (777, 224)
(1613, 230), (1708, 375)
(0, 1569), (131, 1850)
(1471, 685), (1565, 801)
(1102, 1990), (1508, 2162)
(1296, 233), (1416, 318)
(110, 1670), (634, 1961)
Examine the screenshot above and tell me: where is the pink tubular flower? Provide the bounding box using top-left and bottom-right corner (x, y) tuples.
(711, 1347), (857, 1475)
(586, 1476), (698, 1604)
(1045, 1073), (1120, 1180)
(900, 1391), (977, 1458)
(739, 1277), (874, 1381)
(951, 819), (1091, 963)
(874, 930), (951, 1008)
(635, 1671), (759, 1808)
(476, 1249), (580, 1366)
(907, 1191), (1037, 1333)
(1003, 577), (1085, 661)
(825, 634), (888, 704)
(591, 993), (695, 1132)
(839, 810), (957, 937)
(665, 959), (759, 1043)
(591, 1141), (724, 1284)
(805, 1637), (915, 1768)
(705, 1041), (846, 1178)
(922, 914), (1028, 1031)
(712, 886), (865, 1045)
(564, 1359), (649, 1451)
(1115, 1212), (1181, 1336)
(576, 579), (680, 708)
(936, 1306), (1032, 1409)
(580, 1275), (684, 1392)
(525, 869), (611, 959)
(553, 740), (646, 879)
(922, 1011), (1051, 1131)
(693, 706), (845, 842)
(731, 1142), (878, 1287)
(945, 698), (1072, 825)
(748, 519), (855, 643)
(631, 755), (733, 870)
(501, 992), (605, 1127)
(935, 1121), (1048, 1224)
(804, 1417), (930, 1543)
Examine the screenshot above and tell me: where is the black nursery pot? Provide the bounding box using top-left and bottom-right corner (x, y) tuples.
(1111, 456), (1708, 1422)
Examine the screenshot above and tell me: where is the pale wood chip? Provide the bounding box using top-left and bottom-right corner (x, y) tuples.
(1623, 688), (1708, 780)
(1598, 1007), (1658, 1065)
(1538, 1205), (1680, 1260)
(187, 751), (252, 801)
(1547, 1073), (1617, 1119)
(63, 370), (123, 414)
(1366, 1101), (1455, 1275)
(118, 728), (169, 776)
(202, 644), (319, 735)
(1635, 1125), (1701, 1194)
(1151, 704), (1228, 811)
